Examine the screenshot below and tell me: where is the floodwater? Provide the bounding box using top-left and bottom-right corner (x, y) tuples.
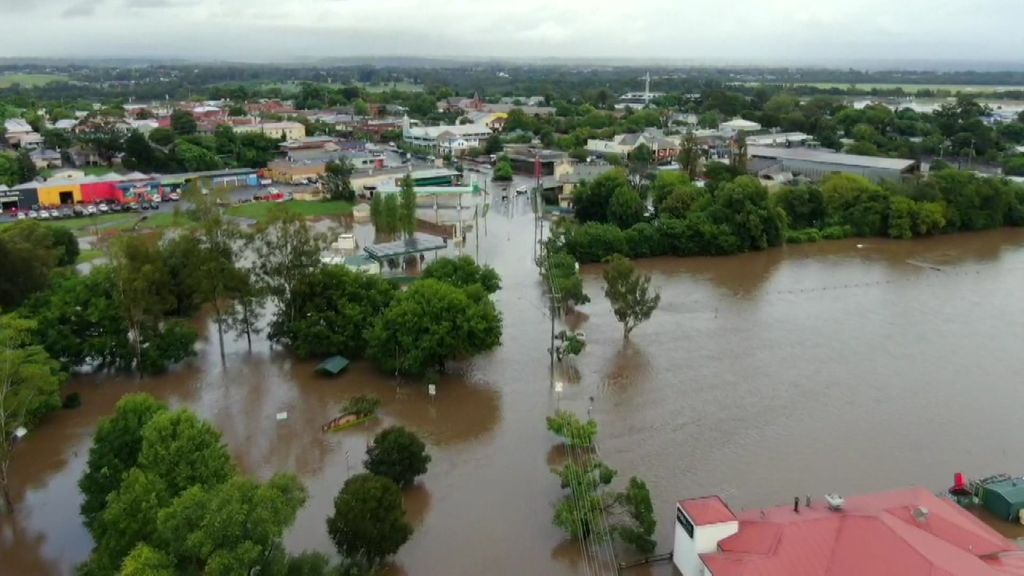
(6, 191), (1024, 575)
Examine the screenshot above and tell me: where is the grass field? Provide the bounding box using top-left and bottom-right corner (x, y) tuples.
(39, 166), (119, 179)
(43, 209), (188, 235)
(226, 200), (353, 221)
(0, 73), (68, 88)
(77, 249), (106, 264)
(740, 81), (1024, 94)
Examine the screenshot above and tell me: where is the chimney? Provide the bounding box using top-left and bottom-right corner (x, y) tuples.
(794, 497), (800, 514)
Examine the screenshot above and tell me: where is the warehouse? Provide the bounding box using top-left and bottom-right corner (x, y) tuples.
(748, 146), (920, 183)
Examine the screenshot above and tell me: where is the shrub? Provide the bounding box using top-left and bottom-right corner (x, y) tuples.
(785, 228), (823, 244)
(821, 225), (853, 240)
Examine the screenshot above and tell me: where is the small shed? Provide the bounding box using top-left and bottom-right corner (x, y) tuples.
(315, 356), (350, 376)
(980, 477), (1024, 521)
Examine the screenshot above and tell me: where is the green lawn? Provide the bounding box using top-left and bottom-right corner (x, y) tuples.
(0, 73), (68, 88)
(48, 213), (136, 232)
(43, 210), (187, 235)
(226, 200), (353, 221)
(77, 249), (106, 264)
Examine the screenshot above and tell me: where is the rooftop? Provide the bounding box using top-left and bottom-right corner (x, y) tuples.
(748, 145), (919, 171)
(680, 496), (737, 526)
(701, 487), (1024, 576)
(406, 123), (492, 139)
(364, 233), (448, 261)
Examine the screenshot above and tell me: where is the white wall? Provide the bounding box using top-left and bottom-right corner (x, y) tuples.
(672, 509), (738, 576)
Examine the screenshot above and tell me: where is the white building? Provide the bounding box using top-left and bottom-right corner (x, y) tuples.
(4, 118), (43, 149)
(746, 132), (812, 147)
(234, 121), (306, 141)
(401, 116), (491, 155)
(718, 117), (762, 136)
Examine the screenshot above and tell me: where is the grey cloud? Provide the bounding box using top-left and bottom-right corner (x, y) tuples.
(62, 1), (101, 18)
(125, 0), (200, 8)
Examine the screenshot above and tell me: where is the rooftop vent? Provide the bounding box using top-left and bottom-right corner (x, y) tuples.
(824, 493), (845, 511)
(912, 506), (930, 523)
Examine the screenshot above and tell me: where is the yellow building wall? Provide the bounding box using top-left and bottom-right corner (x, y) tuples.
(38, 184), (82, 206)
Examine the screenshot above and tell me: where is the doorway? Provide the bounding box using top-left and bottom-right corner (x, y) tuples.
(59, 191), (74, 205)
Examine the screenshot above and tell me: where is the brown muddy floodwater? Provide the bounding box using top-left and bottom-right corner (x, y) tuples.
(5, 194), (1024, 575)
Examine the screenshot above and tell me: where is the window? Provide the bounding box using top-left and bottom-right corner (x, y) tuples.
(677, 507), (695, 538)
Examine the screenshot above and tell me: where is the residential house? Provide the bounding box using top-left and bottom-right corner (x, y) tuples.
(586, 130), (680, 162)
(4, 118), (43, 149)
(674, 488), (1024, 576)
(29, 149), (63, 169)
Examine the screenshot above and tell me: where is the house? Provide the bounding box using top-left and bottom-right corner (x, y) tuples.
(401, 116), (491, 155)
(674, 488), (1024, 576)
(586, 131), (680, 162)
(464, 111), (508, 131)
(233, 121), (306, 141)
(504, 147), (571, 177)
(29, 149), (63, 169)
(4, 118), (43, 149)
(746, 132), (813, 147)
(719, 117), (762, 136)
(52, 119), (79, 131)
(748, 145), (919, 183)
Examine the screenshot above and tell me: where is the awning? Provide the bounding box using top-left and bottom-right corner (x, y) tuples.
(315, 356), (350, 376)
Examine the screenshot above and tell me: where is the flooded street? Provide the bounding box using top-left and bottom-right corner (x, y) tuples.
(5, 194), (1024, 575)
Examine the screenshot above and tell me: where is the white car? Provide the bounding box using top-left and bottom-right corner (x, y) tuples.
(97, 203), (109, 213)
(16, 212), (26, 220)
(49, 209), (60, 218)
(515, 185), (529, 195)
(86, 205), (98, 215)
(38, 210), (50, 219)
(28, 210), (39, 219)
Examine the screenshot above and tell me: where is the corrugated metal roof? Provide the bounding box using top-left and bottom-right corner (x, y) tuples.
(749, 145), (918, 171)
(701, 487), (1024, 576)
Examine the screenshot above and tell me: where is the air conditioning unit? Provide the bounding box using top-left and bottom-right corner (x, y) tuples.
(824, 494), (845, 511)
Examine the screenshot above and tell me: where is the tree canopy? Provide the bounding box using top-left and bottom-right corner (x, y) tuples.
(363, 426), (431, 488)
(326, 473), (412, 570)
(602, 255), (661, 339)
(420, 256), (501, 294)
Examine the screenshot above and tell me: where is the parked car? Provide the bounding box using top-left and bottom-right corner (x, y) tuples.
(515, 185), (529, 195)
(16, 212), (26, 220)
(97, 203), (109, 213)
(59, 207), (74, 219)
(148, 201), (160, 210)
(28, 210), (39, 219)
(49, 209), (60, 219)
(73, 205), (86, 217)
(167, 192), (181, 202)
(141, 202), (151, 210)
(86, 205), (98, 215)
(38, 210), (50, 219)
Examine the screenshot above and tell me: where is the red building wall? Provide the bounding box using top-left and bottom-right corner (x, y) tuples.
(80, 182), (123, 203)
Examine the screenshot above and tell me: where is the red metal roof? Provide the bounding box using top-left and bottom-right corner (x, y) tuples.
(701, 488), (1024, 576)
(680, 496), (738, 526)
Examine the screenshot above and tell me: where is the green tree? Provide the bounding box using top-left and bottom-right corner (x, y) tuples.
(602, 255), (661, 339)
(0, 224), (58, 309)
(0, 315), (64, 514)
(546, 409), (597, 447)
(381, 193), (400, 238)
(822, 173), (890, 236)
(887, 195), (917, 239)
(353, 99), (370, 117)
(137, 409), (234, 497)
(223, 271), (265, 353)
(271, 266), (395, 359)
(660, 186), (705, 219)
(170, 109), (197, 135)
(541, 252), (589, 307)
(608, 187), (645, 229)
(421, 256), (501, 294)
(42, 128), (71, 150)
(772, 185), (826, 230)
(118, 545), (176, 576)
(614, 477), (657, 555)
(79, 394), (168, 530)
(174, 141), (223, 172)
(148, 128), (176, 147)
(367, 279), (502, 376)
(16, 150), (37, 183)
(678, 133), (701, 180)
(122, 130), (160, 171)
(324, 159), (356, 202)
(483, 133), (503, 155)
(154, 474), (306, 576)
(552, 459), (617, 540)
(708, 176), (786, 250)
(650, 171), (691, 212)
(253, 207), (325, 334)
(364, 426), (432, 488)
(627, 143), (654, 192)
(326, 473), (412, 570)
(369, 193), (384, 231)
(398, 174), (417, 238)
(573, 169), (631, 224)
(88, 469), (171, 573)
(493, 158), (514, 181)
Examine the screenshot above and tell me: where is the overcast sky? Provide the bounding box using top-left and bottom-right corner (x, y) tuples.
(3, 0), (1022, 66)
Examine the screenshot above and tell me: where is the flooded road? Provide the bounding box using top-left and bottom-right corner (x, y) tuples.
(5, 194), (1024, 575)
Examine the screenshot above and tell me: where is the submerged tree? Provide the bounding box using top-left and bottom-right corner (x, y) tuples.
(326, 473), (412, 570)
(0, 315), (64, 514)
(363, 426), (431, 488)
(399, 174), (417, 238)
(602, 255), (661, 339)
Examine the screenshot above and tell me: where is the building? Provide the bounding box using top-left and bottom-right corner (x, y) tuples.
(746, 132), (813, 147)
(29, 149), (63, 169)
(401, 116), (492, 155)
(674, 488), (1024, 576)
(748, 145), (920, 183)
(616, 72), (664, 110)
(233, 121), (306, 141)
(504, 147), (571, 177)
(4, 118), (43, 149)
(586, 131), (680, 162)
(719, 118), (763, 136)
